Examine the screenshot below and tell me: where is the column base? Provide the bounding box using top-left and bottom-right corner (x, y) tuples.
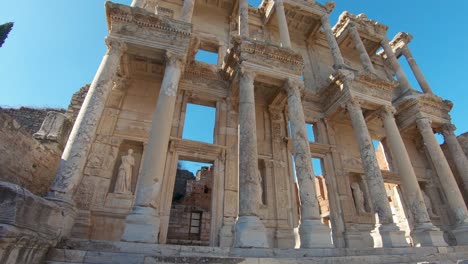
(371, 223), (408, 248)
(234, 216), (269, 248)
(299, 219), (333, 248)
(453, 221), (468, 245)
(45, 194), (77, 239)
(121, 206), (160, 243)
(412, 223), (447, 247)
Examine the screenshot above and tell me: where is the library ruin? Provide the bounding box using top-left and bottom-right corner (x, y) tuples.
(1, 0), (468, 263)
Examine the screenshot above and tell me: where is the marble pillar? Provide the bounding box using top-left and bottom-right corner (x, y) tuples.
(379, 106), (446, 246)
(381, 36), (411, 94)
(180, 0), (195, 23)
(234, 69), (268, 248)
(440, 123), (468, 195)
(239, 0), (249, 37)
(131, 0), (144, 7)
(416, 118), (468, 245)
(346, 100), (407, 248)
(285, 80), (333, 248)
(348, 23), (376, 74)
(321, 14), (345, 68)
(275, 0), (291, 48)
(122, 52), (184, 243)
(401, 46), (433, 94)
(48, 38), (125, 203)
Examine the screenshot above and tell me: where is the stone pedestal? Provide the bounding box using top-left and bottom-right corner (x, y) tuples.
(379, 106), (446, 246)
(122, 52), (184, 243)
(346, 100), (407, 248)
(285, 80), (333, 248)
(234, 69), (268, 248)
(416, 118), (468, 245)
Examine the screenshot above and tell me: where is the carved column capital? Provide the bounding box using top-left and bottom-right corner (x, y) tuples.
(283, 78), (303, 96)
(239, 66), (256, 82)
(343, 98), (362, 113)
(377, 105), (396, 121)
(105, 38), (127, 55)
(416, 117), (432, 131)
(165, 51), (185, 69)
(112, 76), (129, 91)
(439, 123), (456, 136)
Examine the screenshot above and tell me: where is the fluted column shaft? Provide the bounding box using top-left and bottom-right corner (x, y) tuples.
(401, 46), (433, 94)
(440, 123), (468, 195)
(346, 101), (394, 225)
(349, 24), (376, 74)
(48, 39), (125, 202)
(416, 118), (468, 224)
(380, 107), (431, 226)
(180, 0), (196, 23)
(275, 0), (291, 48)
(381, 37), (411, 93)
(239, 0), (249, 37)
(321, 14), (345, 67)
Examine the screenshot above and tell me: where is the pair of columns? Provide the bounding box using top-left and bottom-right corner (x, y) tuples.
(440, 124), (468, 196)
(235, 70), (333, 248)
(345, 100), (447, 247)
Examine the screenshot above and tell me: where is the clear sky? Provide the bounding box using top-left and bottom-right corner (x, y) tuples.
(1, 0), (467, 140)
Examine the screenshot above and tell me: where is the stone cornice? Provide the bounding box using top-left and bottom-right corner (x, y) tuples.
(333, 11), (388, 41)
(106, 2), (192, 38)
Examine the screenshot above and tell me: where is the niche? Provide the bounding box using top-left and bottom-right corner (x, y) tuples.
(109, 140), (144, 195)
(349, 173), (371, 214)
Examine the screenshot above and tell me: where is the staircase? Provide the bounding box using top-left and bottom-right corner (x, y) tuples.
(45, 239), (468, 264)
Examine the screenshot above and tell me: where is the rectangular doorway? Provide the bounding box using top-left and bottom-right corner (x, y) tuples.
(167, 160), (213, 246)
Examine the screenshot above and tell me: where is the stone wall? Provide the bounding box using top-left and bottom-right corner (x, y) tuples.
(0, 112), (62, 196)
(66, 84), (89, 123)
(0, 106), (64, 135)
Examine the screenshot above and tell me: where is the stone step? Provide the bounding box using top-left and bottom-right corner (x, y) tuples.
(45, 238), (468, 264)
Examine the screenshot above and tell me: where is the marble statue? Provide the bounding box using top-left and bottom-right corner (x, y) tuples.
(114, 149), (135, 194)
(422, 190), (437, 217)
(351, 182), (366, 214)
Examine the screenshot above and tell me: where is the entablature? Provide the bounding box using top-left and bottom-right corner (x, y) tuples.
(106, 2), (192, 56)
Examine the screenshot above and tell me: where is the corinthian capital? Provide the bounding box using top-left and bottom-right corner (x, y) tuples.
(165, 51), (185, 69)
(438, 123), (456, 136)
(416, 117), (432, 131)
(283, 78), (303, 96)
(377, 105), (396, 121)
(105, 38), (127, 55)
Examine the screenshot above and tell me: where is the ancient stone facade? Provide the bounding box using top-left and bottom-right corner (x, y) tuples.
(2, 0), (468, 263)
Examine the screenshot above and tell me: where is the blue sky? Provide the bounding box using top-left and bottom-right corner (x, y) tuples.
(1, 0), (467, 142)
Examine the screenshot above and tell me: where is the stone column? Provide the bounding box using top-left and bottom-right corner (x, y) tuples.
(285, 80), (333, 248)
(275, 0), (291, 48)
(122, 52), (184, 243)
(440, 123), (468, 194)
(401, 46), (433, 94)
(131, 0), (144, 7)
(180, 0), (195, 23)
(416, 118), (468, 244)
(234, 69), (268, 248)
(239, 0), (249, 37)
(321, 14), (345, 68)
(48, 38), (125, 203)
(379, 106), (446, 246)
(348, 23), (376, 74)
(381, 36), (411, 94)
(345, 100), (407, 248)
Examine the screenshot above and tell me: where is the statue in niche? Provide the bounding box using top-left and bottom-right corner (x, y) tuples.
(257, 169), (264, 206)
(114, 149), (135, 195)
(351, 182), (366, 214)
(422, 190), (437, 217)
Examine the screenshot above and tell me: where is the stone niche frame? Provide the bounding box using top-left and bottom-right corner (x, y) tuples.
(158, 137), (226, 246)
(105, 140), (144, 210)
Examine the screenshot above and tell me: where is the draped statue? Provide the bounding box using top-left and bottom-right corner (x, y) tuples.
(114, 149), (135, 194)
(351, 182), (366, 214)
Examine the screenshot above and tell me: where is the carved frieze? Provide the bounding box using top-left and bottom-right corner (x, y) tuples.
(106, 2), (191, 53)
(334, 11), (388, 41)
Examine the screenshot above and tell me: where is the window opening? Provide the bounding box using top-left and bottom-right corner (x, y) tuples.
(182, 103), (216, 144)
(195, 49), (218, 65)
(306, 123), (317, 142)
